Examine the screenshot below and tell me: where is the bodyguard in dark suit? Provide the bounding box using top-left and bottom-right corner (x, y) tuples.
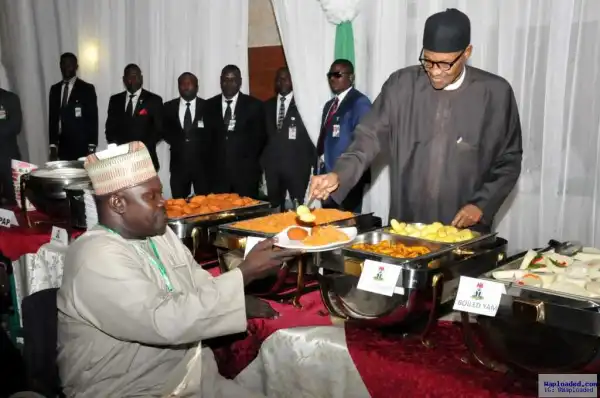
(48, 53), (98, 161)
(263, 67), (315, 209)
(105, 64), (163, 170)
(204, 65), (266, 198)
(317, 59), (371, 212)
(163, 72), (209, 198)
(0, 88), (22, 205)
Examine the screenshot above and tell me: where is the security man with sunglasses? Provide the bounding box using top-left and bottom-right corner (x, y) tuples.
(316, 59), (371, 212)
(310, 9), (523, 232)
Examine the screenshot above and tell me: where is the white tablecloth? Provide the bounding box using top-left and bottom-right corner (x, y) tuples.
(12, 242), (67, 325)
(236, 325), (371, 398)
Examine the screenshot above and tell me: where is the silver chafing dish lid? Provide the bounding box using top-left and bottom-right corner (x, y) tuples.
(31, 160), (87, 181)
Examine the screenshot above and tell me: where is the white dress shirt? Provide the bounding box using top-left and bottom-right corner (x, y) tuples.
(276, 92), (293, 124)
(323, 86), (351, 120)
(222, 92), (239, 118)
(178, 97), (197, 128)
(125, 88), (143, 111)
(444, 67), (466, 91)
(335, 86), (352, 104)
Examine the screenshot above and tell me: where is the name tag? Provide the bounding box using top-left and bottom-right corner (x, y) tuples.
(50, 226), (69, 246)
(74, 106), (82, 118)
(197, 119), (204, 128)
(0, 208), (18, 228)
(452, 276), (506, 317)
(288, 126), (296, 140)
(228, 119), (236, 131)
(0, 107), (6, 120)
(357, 260), (402, 296)
(332, 124), (340, 138)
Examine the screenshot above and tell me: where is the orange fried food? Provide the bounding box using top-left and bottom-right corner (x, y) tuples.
(166, 198), (186, 207)
(166, 208), (184, 218)
(287, 227), (309, 240)
(165, 193), (259, 219)
(302, 226), (349, 246)
(350, 240), (430, 259)
(189, 195), (206, 204)
(232, 209), (354, 234)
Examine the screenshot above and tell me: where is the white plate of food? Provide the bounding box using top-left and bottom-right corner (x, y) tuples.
(274, 225), (357, 252)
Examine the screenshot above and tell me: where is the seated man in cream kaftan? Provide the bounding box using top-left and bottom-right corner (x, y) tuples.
(57, 141), (305, 397)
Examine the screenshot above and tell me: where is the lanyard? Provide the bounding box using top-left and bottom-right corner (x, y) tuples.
(100, 225), (174, 293)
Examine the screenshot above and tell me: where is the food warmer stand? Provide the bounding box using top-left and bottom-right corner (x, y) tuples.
(214, 213), (382, 304)
(20, 161), (89, 228)
(462, 244), (600, 375)
(314, 227), (507, 346)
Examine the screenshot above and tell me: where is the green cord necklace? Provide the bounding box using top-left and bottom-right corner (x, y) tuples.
(100, 225), (174, 292)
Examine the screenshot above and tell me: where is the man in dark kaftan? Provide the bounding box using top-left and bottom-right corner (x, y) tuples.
(310, 8), (523, 232)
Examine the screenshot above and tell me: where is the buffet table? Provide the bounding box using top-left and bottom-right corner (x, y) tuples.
(0, 210), (82, 261)
(1, 212), (538, 397)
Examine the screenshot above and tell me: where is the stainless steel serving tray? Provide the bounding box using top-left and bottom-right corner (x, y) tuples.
(168, 201), (273, 239)
(479, 256), (600, 337)
(384, 223), (497, 249)
(216, 212), (368, 239)
(342, 230), (454, 267)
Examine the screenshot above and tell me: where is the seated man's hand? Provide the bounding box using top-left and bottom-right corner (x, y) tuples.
(238, 238), (301, 285)
(245, 296), (278, 319)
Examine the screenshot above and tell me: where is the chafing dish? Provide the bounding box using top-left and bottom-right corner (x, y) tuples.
(462, 247), (600, 374)
(316, 228), (506, 342)
(214, 213), (382, 304)
(167, 201), (272, 264)
(20, 160), (88, 226)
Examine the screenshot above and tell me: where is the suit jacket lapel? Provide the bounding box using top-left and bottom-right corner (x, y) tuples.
(67, 79), (80, 105)
(322, 97), (335, 126)
(283, 98), (297, 128)
(134, 90), (148, 117)
(193, 97), (203, 125)
(333, 88), (358, 117)
(233, 93), (246, 125)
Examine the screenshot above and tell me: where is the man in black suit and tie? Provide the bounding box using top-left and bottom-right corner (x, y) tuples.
(48, 53), (98, 161)
(204, 65), (266, 198)
(263, 67), (315, 209)
(105, 64), (163, 170)
(0, 87), (22, 205)
(162, 72), (209, 198)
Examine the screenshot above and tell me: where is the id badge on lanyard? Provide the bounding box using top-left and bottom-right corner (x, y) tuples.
(332, 117), (341, 138)
(228, 117), (236, 131)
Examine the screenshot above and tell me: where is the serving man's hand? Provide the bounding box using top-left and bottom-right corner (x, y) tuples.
(451, 204), (483, 228)
(309, 173), (340, 201)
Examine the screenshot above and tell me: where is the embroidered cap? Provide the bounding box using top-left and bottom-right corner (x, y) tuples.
(84, 141), (157, 196)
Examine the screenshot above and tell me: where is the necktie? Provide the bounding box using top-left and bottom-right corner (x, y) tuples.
(61, 81), (69, 108)
(126, 94), (135, 117)
(223, 100), (233, 128)
(277, 96), (286, 130)
(183, 102), (192, 132)
(317, 97), (339, 156)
